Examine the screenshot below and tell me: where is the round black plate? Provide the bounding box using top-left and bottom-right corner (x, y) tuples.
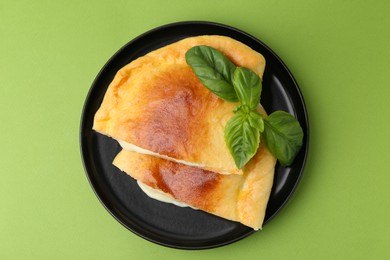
(80, 21), (309, 249)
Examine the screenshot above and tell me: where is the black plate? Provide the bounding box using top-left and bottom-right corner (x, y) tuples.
(80, 21), (309, 249)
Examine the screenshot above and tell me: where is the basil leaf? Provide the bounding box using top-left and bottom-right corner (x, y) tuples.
(263, 111), (303, 166)
(232, 67), (262, 110)
(224, 109), (263, 169)
(185, 46), (238, 102)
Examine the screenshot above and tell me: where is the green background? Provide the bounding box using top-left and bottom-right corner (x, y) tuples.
(1, 0), (389, 259)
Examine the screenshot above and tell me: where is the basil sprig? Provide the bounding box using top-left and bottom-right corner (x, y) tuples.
(186, 46), (303, 168)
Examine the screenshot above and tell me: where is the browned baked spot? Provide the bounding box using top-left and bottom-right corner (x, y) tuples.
(142, 156), (221, 211)
(132, 65), (219, 160)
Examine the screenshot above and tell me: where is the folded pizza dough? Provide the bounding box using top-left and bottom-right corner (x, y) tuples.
(113, 143), (276, 230)
(93, 35), (266, 175)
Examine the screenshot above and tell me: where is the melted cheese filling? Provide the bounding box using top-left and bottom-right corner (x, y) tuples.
(118, 140), (204, 167)
(118, 140), (230, 175)
(137, 181), (192, 208)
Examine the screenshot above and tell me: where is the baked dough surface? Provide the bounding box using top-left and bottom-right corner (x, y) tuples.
(93, 35), (266, 175)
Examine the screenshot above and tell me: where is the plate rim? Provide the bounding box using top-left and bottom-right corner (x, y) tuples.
(80, 20), (309, 250)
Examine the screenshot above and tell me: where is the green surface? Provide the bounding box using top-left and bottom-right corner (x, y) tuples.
(1, 0), (389, 259)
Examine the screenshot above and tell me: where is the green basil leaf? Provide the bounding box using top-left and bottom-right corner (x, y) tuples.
(232, 67), (262, 110)
(248, 110), (264, 132)
(263, 111), (304, 166)
(224, 110), (262, 169)
(185, 46), (238, 102)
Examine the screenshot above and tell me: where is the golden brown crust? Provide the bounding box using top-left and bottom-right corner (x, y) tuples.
(93, 35), (266, 175)
(113, 141), (276, 230)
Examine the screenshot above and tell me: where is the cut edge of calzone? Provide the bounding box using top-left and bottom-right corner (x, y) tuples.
(112, 144), (276, 230)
